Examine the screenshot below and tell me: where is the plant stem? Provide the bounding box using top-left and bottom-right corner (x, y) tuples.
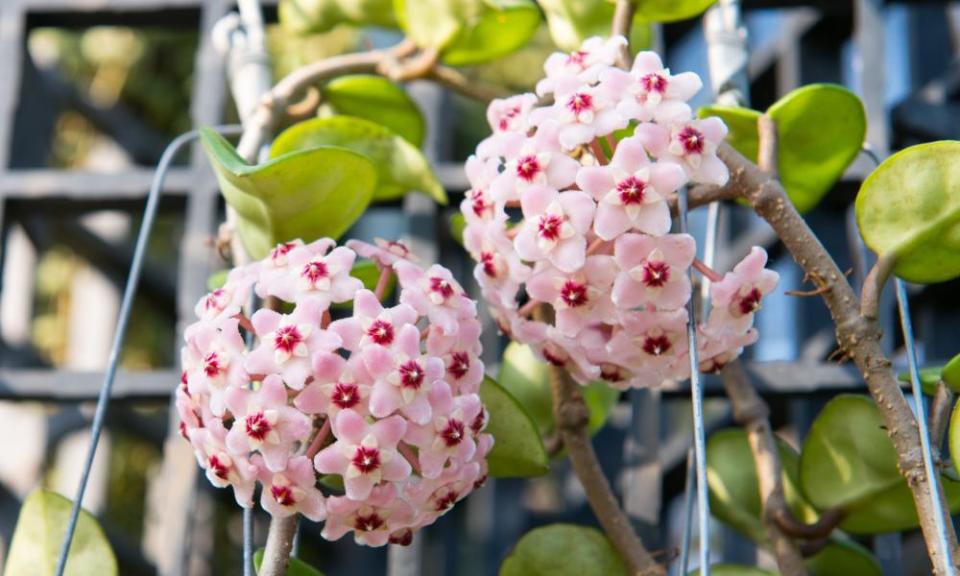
(546, 362), (665, 576)
(611, 0), (637, 68)
(930, 381), (955, 455)
(259, 514), (299, 576)
(716, 139), (960, 573)
(720, 361), (808, 576)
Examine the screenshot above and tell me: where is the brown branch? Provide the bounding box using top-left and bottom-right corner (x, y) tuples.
(860, 253), (896, 320)
(772, 508), (845, 541)
(426, 65), (510, 102)
(546, 363), (665, 575)
(259, 515), (299, 576)
(716, 140), (960, 573)
(930, 381), (955, 453)
(668, 183), (742, 216)
(611, 0), (636, 68)
(720, 361), (808, 576)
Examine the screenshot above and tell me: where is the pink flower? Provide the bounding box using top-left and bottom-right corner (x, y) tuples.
(709, 247), (779, 334)
(603, 51), (702, 123)
(322, 484), (415, 547)
(526, 256), (618, 336)
(489, 121), (581, 203)
(314, 409), (411, 501)
(426, 317), (485, 394)
(257, 455), (326, 521)
(224, 374), (312, 472)
(403, 461), (482, 529)
(461, 156), (504, 225)
(363, 324), (445, 424)
(329, 289), (419, 351)
(513, 186), (595, 273)
(189, 419), (258, 507)
(194, 265), (256, 323)
(636, 118), (729, 185)
(530, 80), (627, 150)
(463, 220), (529, 311)
(576, 135), (686, 239)
(181, 318), (248, 416)
(487, 93), (538, 134)
(536, 35), (627, 96)
(244, 299), (341, 390)
(294, 352), (371, 419)
(607, 308), (689, 374)
(612, 233), (696, 310)
(404, 381), (482, 479)
(396, 261), (476, 336)
(346, 238), (414, 268)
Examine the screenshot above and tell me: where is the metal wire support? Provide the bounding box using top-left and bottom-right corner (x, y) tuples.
(678, 186), (711, 576)
(700, 201), (722, 311)
(677, 448), (697, 576)
(53, 124), (242, 576)
(895, 278), (956, 574)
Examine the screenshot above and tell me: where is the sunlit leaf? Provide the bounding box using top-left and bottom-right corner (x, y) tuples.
(449, 212), (466, 246)
(323, 75), (424, 146)
(856, 140), (960, 283)
(480, 376), (549, 477)
(278, 0), (396, 35)
(4, 489), (117, 576)
(943, 352), (960, 391)
(253, 548), (325, 575)
(896, 366), (943, 396)
(393, 0), (466, 51)
(442, 0), (541, 66)
(271, 116), (446, 204)
(635, 0), (717, 23)
(539, 0), (651, 52)
(500, 524), (627, 576)
(690, 566), (777, 576)
(207, 269), (229, 291)
(806, 537), (881, 576)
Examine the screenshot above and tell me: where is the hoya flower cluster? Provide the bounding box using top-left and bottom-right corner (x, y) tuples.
(461, 36), (778, 389)
(177, 238), (492, 547)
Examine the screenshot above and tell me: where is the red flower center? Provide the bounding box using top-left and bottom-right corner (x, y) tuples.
(203, 288), (226, 312)
(245, 411), (272, 441)
(480, 251), (500, 278)
(441, 419), (466, 447)
(640, 72), (668, 94)
(274, 325), (304, 353)
(208, 455), (230, 480)
(367, 319), (394, 345)
(516, 155), (541, 182)
(470, 410), (487, 435)
(351, 445), (381, 474)
(355, 512), (385, 532)
(538, 214), (564, 241)
(271, 484), (296, 506)
(498, 106), (521, 131)
(601, 364), (626, 383)
(560, 281), (588, 308)
(469, 189), (490, 217)
(434, 489), (460, 511)
(566, 92), (593, 116)
(616, 176), (646, 205)
(678, 126), (704, 155)
(642, 334), (672, 356)
(430, 277), (455, 300)
(642, 261), (670, 288)
(542, 347), (566, 367)
(447, 351), (470, 380)
(203, 352), (224, 378)
(271, 242), (297, 262)
(736, 287), (763, 316)
(331, 382), (360, 409)
(567, 50), (588, 67)
(399, 360), (425, 390)
(302, 260), (329, 285)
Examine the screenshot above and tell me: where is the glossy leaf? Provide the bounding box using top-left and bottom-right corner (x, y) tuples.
(949, 400), (960, 480)
(480, 375), (549, 477)
(207, 270), (228, 291)
(449, 212), (466, 246)
(393, 0), (466, 51)
(4, 489), (117, 576)
(806, 537), (881, 576)
(690, 566), (777, 576)
(500, 524), (626, 576)
(271, 116), (446, 204)
(201, 129), (377, 260)
(896, 366), (943, 396)
(253, 548), (324, 575)
(498, 342), (619, 438)
(943, 352), (960, 390)
(442, 0), (541, 66)
(323, 75), (424, 146)
(635, 0), (717, 22)
(800, 394), (960, 534)
(539, 0), (651, 52)
(278, 0), (396, 35)
(856, 141), (960, 283)
(707, 428), (817, 545)
(701, 84), (865, 214)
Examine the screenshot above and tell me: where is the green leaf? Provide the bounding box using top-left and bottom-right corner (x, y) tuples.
(896, 366), (943, 396)
(253, 548), (325, 576)
(707, 428), (817, 545)
(480, 375), (549, 477)
(700, 84), (865, 214)
(943, 352), (960, 390)
(278, 0), (397, 35)
(393, 0), (468, 51)
(323, 75), (424, 147)
(690, 566), (777, 576)
(4, 489), (117, 576)
(806, 537), (881, 576)
(949, 400), (960, 479)
(200, 129), (377, 260)
(500, 524), (627, 576)
(635, 0), (717, 22)
(442, 0), (541, 66)
(498, 342), (619, 438)
(449, 212), (466, 246)
(539, 0), (651, 52)
(800, 394), (960, 534)
(271, 116), (446, 205)
(856, 140), (960, 284)
(207, 269), (228, 291)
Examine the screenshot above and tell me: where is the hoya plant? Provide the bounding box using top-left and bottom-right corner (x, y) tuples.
(22, 1), (960, 576)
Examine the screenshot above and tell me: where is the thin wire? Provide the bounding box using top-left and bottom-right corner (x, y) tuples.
(678, 186), (711, 576)
(54, 124), (243, 576)
(242, 288), (257, 576)
(700, 201), (722, 311)
(678, 448), (696, 576)
(896, 279), (955, 573)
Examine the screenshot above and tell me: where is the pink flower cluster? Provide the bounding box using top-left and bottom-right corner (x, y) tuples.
(177, 238), (492, 546)
(462, 36), (779, 389)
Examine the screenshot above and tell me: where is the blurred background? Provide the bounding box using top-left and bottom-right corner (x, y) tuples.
(1, 1), (959, 575)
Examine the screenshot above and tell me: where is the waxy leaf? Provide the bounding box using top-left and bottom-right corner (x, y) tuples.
(393, 0), (465, 52)
(498, 342), (619, 439)
(896, 366), (944, 396)
(449, 212), (466, 246)
(500, 524), (627, 576)
(856, 141), (960, 283)
(271, 116), (446, 204)
(539, 0), (651, 52)
(943, 352), (960, 390)
(635, 0), (717, 22)
(701, 84), (866, 214)
(207, 269), (228, 291)
(323, 75), (424, 146)
(690, 567), (777, 576)
(800, 394), (960, 533)
(279, 0), (396, 34)
(441, 0), (541, 66)
(4, 489), (117, 576)
(806, 537), (881, 576)
(480, 376), (549, 477)
(706, 428), (817, 545)
(253, 548), (324, 575)
(948, 400), (960, 480)
(201, 129), (377, 260)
